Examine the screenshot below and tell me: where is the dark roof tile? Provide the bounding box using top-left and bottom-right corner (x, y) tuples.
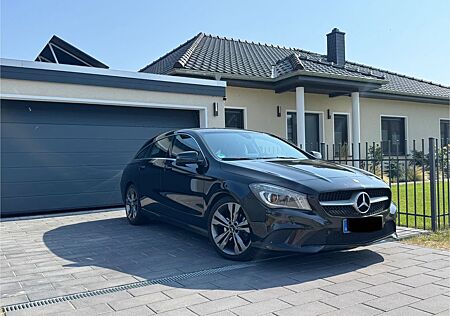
(141, 33), (450, 99)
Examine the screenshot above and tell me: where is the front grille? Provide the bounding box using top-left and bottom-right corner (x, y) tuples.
(319, 188), (390, 202)
(322, 200), (390, 217)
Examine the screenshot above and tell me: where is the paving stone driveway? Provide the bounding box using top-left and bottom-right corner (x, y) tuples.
(1, 210), (449, 315)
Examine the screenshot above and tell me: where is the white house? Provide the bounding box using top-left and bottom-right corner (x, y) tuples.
(141, 29), (450, 157)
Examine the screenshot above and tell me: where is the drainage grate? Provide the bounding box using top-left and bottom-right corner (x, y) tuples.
(2, 260), (262, 313)
(1, 237), (397, 314)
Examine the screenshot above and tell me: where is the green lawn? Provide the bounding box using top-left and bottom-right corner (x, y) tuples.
(390, 180), (449, 230)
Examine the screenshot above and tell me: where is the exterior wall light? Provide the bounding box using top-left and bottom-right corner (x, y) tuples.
(213, 102), (219, 116)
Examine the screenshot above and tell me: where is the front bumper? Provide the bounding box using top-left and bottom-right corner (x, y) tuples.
(249, 201), (397, 253)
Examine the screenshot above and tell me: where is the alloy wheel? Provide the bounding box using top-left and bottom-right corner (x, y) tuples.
(126, 187), (138, 220)
(210, 202), (251, 256)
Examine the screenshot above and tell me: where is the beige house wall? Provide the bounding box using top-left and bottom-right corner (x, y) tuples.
(226, 86), (449, 152)
(2, 79), (448, 154)
(0, 79), (226, 128)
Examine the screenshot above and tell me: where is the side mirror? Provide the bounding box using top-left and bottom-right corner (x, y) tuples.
(310, 151), (322, 159)
(175, 151), (202, 166)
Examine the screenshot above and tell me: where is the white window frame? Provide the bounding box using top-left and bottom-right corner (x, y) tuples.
(225, 106), (247, 129)
(285, 110), (325, 144)
(379, 114), (409, 155)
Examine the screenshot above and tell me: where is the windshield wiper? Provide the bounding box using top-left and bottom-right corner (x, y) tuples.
(221, 157), (255, 161)
(261, 156), (301, 159)
(221, 156), (302, 161)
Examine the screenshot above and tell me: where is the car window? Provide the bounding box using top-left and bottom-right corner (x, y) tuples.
(146, 137), (172, 159)
(134, 145), (150, 159)
(171, 134), (202, 158)
(201, 131), (308, 160)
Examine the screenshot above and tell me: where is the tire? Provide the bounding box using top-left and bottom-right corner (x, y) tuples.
(125, 184), (146, 225)
(208, 196), (255, 261)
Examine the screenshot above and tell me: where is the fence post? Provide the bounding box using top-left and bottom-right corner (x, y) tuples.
(429, 137), (437, 231)
(320, 142), (325, 158)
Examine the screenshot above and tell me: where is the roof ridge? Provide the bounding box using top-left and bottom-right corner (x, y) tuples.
(139, 33), (203, 72)
(174, 33), (205, 68)
(202, 33), (322, 55)
(347, 60), (450, 88)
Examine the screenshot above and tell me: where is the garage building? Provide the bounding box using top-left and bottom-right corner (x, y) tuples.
(0, 58), (226, 215)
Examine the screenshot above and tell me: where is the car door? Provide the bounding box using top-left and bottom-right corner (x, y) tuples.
(162, 133), (207, 222)
(138, 136), (173, 216)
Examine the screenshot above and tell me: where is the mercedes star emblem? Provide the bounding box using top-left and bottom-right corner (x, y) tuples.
(354, 192), (371, 213)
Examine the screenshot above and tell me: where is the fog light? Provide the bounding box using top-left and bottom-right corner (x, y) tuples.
(389, 202), (397, 215)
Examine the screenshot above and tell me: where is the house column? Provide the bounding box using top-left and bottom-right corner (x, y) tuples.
(295, 87), (306, 149)
(351, 92), (361, 160)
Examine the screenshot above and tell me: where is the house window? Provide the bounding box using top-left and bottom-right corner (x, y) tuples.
(441, 120), (450, 145)
(381, 116), (406, 155)
(334, 114), (349, 156)
(286, 112), (297, 145)
(287, 112), (320, 151)
(225, 108), (244, 129)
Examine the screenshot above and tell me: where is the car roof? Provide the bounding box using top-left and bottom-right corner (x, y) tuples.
(179, 128), (261, 134)
(143, 128), (267, 147)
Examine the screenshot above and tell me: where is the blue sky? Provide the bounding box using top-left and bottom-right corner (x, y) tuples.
(1, 0), (449, 84)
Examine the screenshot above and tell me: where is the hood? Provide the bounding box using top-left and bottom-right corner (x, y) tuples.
(223, 159), (387, 192)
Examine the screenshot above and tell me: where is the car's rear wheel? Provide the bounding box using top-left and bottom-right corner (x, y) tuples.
(125, 184), (146, 225)
(208, 197), (254, 261)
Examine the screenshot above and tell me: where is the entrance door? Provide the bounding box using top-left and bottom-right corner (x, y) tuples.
(334, 114), (349, 156)
(305, 113), (320, 152)
(287, 112), (320, 151)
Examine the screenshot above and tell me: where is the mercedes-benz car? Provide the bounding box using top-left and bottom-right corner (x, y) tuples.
(120, 129), (397, 260)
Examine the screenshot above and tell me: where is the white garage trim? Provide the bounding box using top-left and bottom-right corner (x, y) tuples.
(0, 93), (208, 128)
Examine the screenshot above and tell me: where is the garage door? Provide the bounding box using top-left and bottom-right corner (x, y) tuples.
(1, 100), (199, 215)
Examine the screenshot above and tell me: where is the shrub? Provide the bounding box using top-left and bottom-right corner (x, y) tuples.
(410, 149), (427, 168)
(406, 166), (423, 181)
(387, 162), (423, 182)
(368, 144), (383, 169)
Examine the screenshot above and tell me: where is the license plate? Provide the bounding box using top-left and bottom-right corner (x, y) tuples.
(342, 217), (383, 233)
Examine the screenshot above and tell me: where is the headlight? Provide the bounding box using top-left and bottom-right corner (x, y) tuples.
(249, 183), (312, 210)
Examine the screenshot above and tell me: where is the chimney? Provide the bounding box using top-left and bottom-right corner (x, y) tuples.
(327, 28), (345, 66)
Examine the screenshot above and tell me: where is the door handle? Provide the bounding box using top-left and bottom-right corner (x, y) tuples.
(138, 165), (146, 170)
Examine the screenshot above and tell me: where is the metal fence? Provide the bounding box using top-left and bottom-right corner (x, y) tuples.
(312, 138), (449, 231)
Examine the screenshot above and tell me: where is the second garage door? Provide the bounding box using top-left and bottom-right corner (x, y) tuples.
(1, 100), (200, 215)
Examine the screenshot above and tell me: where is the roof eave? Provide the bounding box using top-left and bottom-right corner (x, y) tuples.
(170, 68), (448, 101)
(170, 68), (274, 82)
(171, 68), (387, 85)
(361, 90), (449, 105)
(276, 69), (388, 85)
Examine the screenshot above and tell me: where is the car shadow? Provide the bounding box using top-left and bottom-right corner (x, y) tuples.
(43, 215), (385, 291)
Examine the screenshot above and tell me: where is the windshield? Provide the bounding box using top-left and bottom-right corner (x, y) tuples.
(200, 131), (309, 160)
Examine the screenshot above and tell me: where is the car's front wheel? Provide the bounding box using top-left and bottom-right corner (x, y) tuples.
(208, 197), (254, 261)
(125, 184), (146, 225)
